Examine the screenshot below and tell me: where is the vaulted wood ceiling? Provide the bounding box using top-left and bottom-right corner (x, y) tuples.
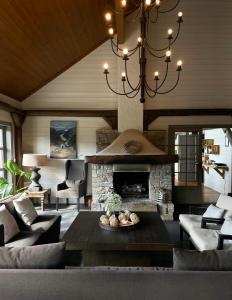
(0, 0), (115, 101)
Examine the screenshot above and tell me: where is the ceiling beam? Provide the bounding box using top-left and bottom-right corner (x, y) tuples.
(0, 101), (22, 114)
(144, 109), (232, 130)
(24, 110), (118, 129)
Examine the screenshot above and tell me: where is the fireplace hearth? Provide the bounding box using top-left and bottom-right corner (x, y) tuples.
(113, 172), (149, 199)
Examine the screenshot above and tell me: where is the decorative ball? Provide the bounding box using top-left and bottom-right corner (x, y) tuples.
(109, 215), (117, 223)
(120, 217), (129, 225)
(118, 212), (127, 221)
(110, 218), (119, 227)
(101, 217), (110, 225)
(130, 213), (140, 224)
(100, 215), (107, 222)
(124, 210), (131, 218)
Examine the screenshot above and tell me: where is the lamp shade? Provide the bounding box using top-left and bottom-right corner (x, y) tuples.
(22, 154), (48, 167)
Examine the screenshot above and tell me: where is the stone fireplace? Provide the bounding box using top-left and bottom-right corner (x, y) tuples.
(86, 129), (178, 219)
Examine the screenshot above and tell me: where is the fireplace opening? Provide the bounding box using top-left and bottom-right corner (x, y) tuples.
(113, 172), (149, 199)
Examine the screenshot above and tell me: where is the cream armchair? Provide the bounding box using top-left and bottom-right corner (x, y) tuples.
(56, 160), (87, 211)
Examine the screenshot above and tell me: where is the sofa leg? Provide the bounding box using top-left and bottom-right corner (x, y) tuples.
(66, 198), (69, 206)
(56, 197), (59, 211)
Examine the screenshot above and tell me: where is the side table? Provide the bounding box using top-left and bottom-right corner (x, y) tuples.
(27, 189), (51, 211)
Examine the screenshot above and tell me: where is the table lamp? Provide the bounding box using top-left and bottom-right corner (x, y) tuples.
(22, 154), (48, 192)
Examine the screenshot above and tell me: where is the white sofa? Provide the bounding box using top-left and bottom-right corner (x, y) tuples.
(179, 194), (232, 251)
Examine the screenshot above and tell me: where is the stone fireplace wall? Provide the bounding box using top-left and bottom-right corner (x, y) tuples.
(91, 163), (173, 213)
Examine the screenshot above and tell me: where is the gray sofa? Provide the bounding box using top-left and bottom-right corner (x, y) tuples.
(0, 267), (231, 300)
(0, 194), (61, 247)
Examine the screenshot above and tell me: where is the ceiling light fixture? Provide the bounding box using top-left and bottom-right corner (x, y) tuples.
(103, 0), (183, 103)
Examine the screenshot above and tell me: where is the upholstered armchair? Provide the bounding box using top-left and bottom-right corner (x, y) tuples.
(56, 160), (87, 211)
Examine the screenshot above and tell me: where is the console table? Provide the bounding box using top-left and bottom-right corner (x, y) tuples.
(28, 189), (51, 211)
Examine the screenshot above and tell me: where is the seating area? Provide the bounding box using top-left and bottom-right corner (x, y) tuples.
(180, 194), (232, 251)
(1, 0), (232, 299)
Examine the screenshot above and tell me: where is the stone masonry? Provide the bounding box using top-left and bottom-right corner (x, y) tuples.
(91, 163), (174, 219)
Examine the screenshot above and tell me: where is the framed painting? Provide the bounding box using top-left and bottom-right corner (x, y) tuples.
(50, 121), (77, 158)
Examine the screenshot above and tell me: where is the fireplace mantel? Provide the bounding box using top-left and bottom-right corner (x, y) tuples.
(85, 154), (178, 164)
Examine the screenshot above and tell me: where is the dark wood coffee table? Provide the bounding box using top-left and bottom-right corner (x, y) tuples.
(62, 211), (174, 266)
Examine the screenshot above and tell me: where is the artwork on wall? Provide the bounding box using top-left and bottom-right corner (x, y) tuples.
(50, 121), (77, 158)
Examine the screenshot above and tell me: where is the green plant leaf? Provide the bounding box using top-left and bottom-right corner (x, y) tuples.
(4, 160), (21, 176)
(0, 177), (8, 186)
(0, 183), (13, 198)
(19, 170), (31, 179)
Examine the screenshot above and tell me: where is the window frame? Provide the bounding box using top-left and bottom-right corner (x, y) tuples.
(0, 121), (13, 179)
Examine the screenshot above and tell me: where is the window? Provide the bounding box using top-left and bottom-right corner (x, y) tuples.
(0, 123), (12, 179)
(174, 131), (202, 187)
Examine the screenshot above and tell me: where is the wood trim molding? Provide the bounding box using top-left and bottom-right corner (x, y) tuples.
(0, 101), (22, 114)
(144, 109), (232, 130)
(25, 110), (118, 129)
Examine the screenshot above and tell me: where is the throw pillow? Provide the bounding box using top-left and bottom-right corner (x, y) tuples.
(203, 204), (224, 219)
(0, 205), (20, 243)
(173, 248), (232, 271)
(221, 217), (232, 235)
(0, 242), (65, 269)
(13, 197), (38, 226)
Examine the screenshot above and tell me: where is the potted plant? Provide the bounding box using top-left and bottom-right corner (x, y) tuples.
(0, 159), (31, 199)
(104, 191), (122, 214)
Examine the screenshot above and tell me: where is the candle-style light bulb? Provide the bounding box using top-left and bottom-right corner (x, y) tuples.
(121, 0), (127, 7)
(123, 48), (128, 55)
(155, 0), (160, 7)
(105, 12), (112, 22)
(103, 63), (109, 70)
(166, 50), (171, 57)
(145, 0), (151, 5)
(108, 27), (114, 36)
(177, 60), (183, 71)
(103, 63), (109, 74)
(154, 71), (159, 80)
(168, 28), (173, 39)
(137, 37), (142, 44)
(178, 11), (183, 23)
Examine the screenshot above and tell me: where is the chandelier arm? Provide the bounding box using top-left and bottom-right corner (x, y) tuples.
(159, 0), (181, 14)
(145, 86), (157, 98)
(109, 3), (140, 16)
(145, 22), (181, 52)
(110, 40), (126, 58)
(111, 38), (124, 52)
(105, 74), (132, 96)
(156, 72), (181, 94)
(127, 46), (139, 57)
(146, 45), (166, 59)
(123, 82), (141, 99)
(156, 63), (169, 91)
(124, 60), (138, 91)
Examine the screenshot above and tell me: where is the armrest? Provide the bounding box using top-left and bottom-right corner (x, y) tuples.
(217, 233), (232, 250)
(57, 181), (68, 191)
(0, 224), (4, 246)
(201, 217), (224, 229)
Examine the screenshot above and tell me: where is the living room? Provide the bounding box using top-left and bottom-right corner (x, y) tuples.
(0, 0), (232, 299)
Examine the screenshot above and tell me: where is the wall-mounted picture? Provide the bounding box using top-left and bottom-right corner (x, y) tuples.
(50, 121), (77, 159)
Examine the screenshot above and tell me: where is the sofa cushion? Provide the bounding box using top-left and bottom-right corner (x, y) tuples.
(0, 205), (20, 243)
(0, 242), (65, 269)
(203, 204), (224, 219)
(179, 214), (202, 233)
(5, 229), (44, 247)
(173, 248), (232, 271)
(13, 197), (37, 226)
(0, 194), (30, 231)
(31, 215), (60, 232)
(66, 179), (81, 189)
(221, 217), (232, 235)
(216, 194), (232, 210)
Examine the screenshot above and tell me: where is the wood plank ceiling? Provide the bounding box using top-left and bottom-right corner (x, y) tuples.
(0, 0), (114, 101)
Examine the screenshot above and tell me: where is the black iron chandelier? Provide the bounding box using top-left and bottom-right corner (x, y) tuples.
(103, 0), (183, 103)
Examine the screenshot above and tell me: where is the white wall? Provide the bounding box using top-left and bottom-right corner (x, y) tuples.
(0, 110), (12, 123)
(145, 0), (232, 109)
(22, 41), (118, 110)
(203, 129), (232, 194)
(22, 116), (110, 201)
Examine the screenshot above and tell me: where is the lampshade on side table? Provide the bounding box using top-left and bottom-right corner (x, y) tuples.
(22, 154), (48, 192)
